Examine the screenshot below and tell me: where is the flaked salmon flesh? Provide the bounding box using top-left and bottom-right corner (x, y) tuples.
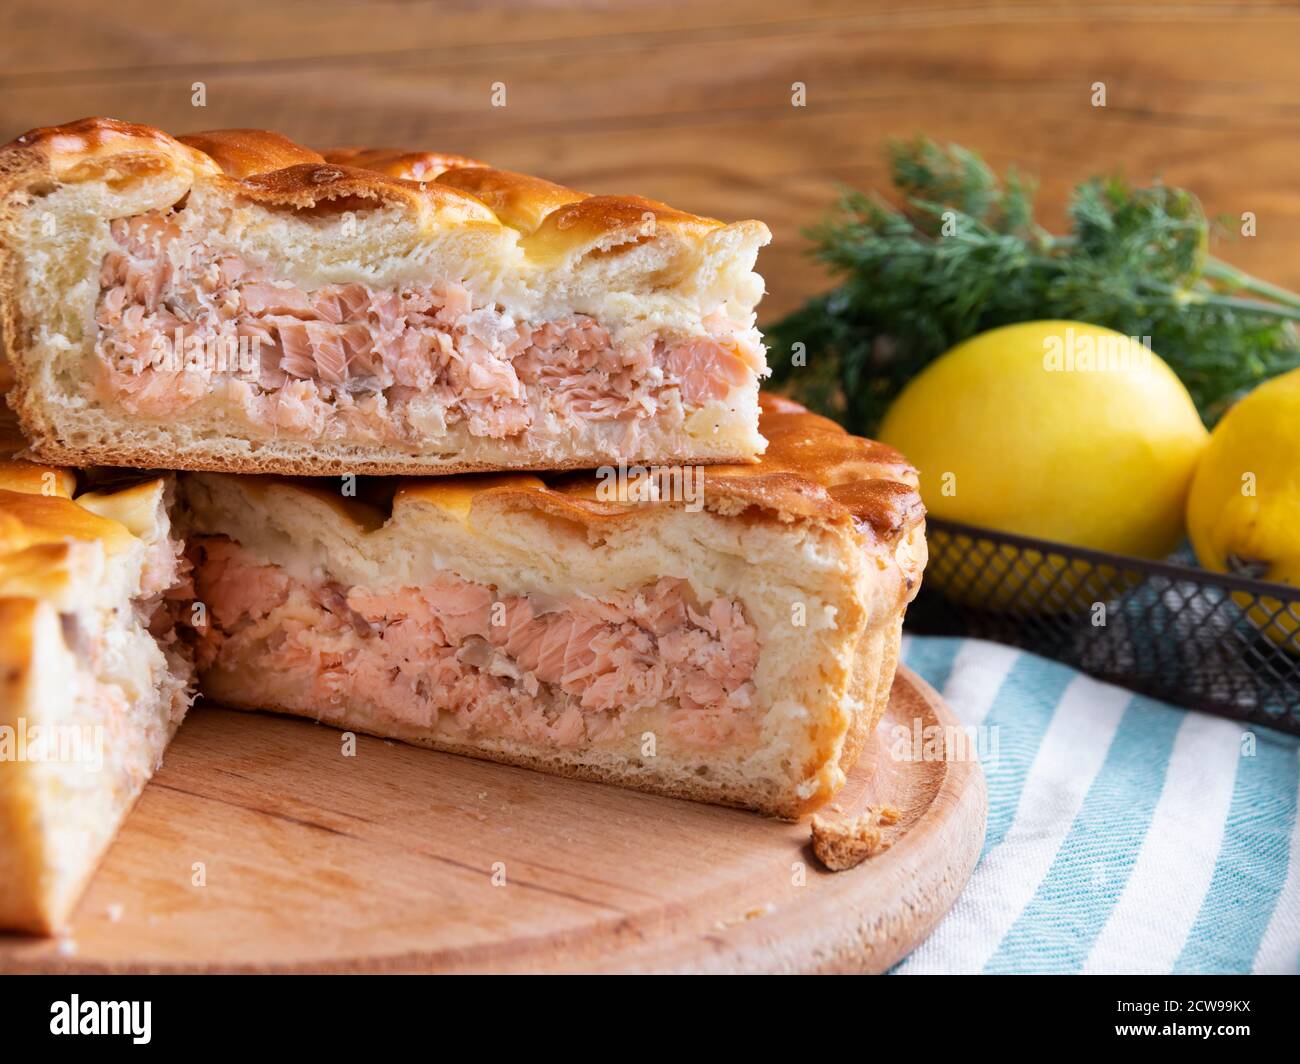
(191, 536), (762, 749)
(93, 212), (766, 450)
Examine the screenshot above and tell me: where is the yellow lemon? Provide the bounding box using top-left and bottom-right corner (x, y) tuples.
(878, 321), (1208, 611)
(1187, 367), (1300, 652)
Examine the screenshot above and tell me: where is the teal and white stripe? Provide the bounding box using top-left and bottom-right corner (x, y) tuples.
(896, 635), (1300, 975)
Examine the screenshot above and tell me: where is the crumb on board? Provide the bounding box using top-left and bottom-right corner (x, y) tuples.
(810, 805), (900, 871)
(713, 902), (775, 931)
(105, 903), (123, 923)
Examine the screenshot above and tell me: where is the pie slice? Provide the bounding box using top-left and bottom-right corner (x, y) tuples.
(0, 448), (192, 933)
(0, 117), (771, 476)
(179, 397), (926, 818)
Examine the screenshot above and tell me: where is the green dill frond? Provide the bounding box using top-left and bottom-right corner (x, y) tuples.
(765, 138), (1300, 436)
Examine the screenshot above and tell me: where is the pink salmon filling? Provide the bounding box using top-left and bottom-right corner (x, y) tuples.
(93, 212), (764, 451)
(191, 536), (763, 748)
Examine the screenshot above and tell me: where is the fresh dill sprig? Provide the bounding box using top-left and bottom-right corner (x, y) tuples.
(765, 138), (1300, 435)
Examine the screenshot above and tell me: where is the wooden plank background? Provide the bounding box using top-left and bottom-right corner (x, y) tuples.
(2, 0), (1298, 320)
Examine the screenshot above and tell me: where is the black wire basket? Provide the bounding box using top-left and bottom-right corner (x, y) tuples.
(906, 518), (1300, 735)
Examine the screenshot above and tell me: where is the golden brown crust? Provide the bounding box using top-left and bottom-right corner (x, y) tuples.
(4, 116), (220, 184)
(322, 147), (486, 181)
(225, 160), (500, 221)
(396, 394), (926, 550)
(178, 129), (326, 178)
(1, 116), (746, 241)
(0, 455), (147, 603)
(433, 165), (587, 233)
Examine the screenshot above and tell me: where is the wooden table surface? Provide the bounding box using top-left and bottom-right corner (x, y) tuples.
(2, 0), (1297, 320)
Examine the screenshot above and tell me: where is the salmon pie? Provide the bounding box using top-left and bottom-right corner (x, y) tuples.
(0, 118), (771, 475)
(179, 397), (926, 818)
(0, 449), (192, 933)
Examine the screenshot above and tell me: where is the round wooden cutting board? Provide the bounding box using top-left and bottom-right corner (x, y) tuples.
(0, 667), (985, 974)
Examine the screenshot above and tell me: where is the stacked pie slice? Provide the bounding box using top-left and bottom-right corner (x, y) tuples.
(0, 118), (769, 474)
(0, 441), (192, 933)
(0, 117), (926, 933)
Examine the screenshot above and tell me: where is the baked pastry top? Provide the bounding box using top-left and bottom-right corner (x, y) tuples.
(396, 393), (926, 547)
(0, 444), (151, 607)
(4, 117), (764, 264)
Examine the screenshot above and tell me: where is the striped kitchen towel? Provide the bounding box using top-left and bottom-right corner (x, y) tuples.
(896, 635), (1300, 975)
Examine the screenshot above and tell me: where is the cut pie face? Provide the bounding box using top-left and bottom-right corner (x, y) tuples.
(0, 118), (771, 475)
(178, 397), (927, 818)
(0, 454), (192, 934)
